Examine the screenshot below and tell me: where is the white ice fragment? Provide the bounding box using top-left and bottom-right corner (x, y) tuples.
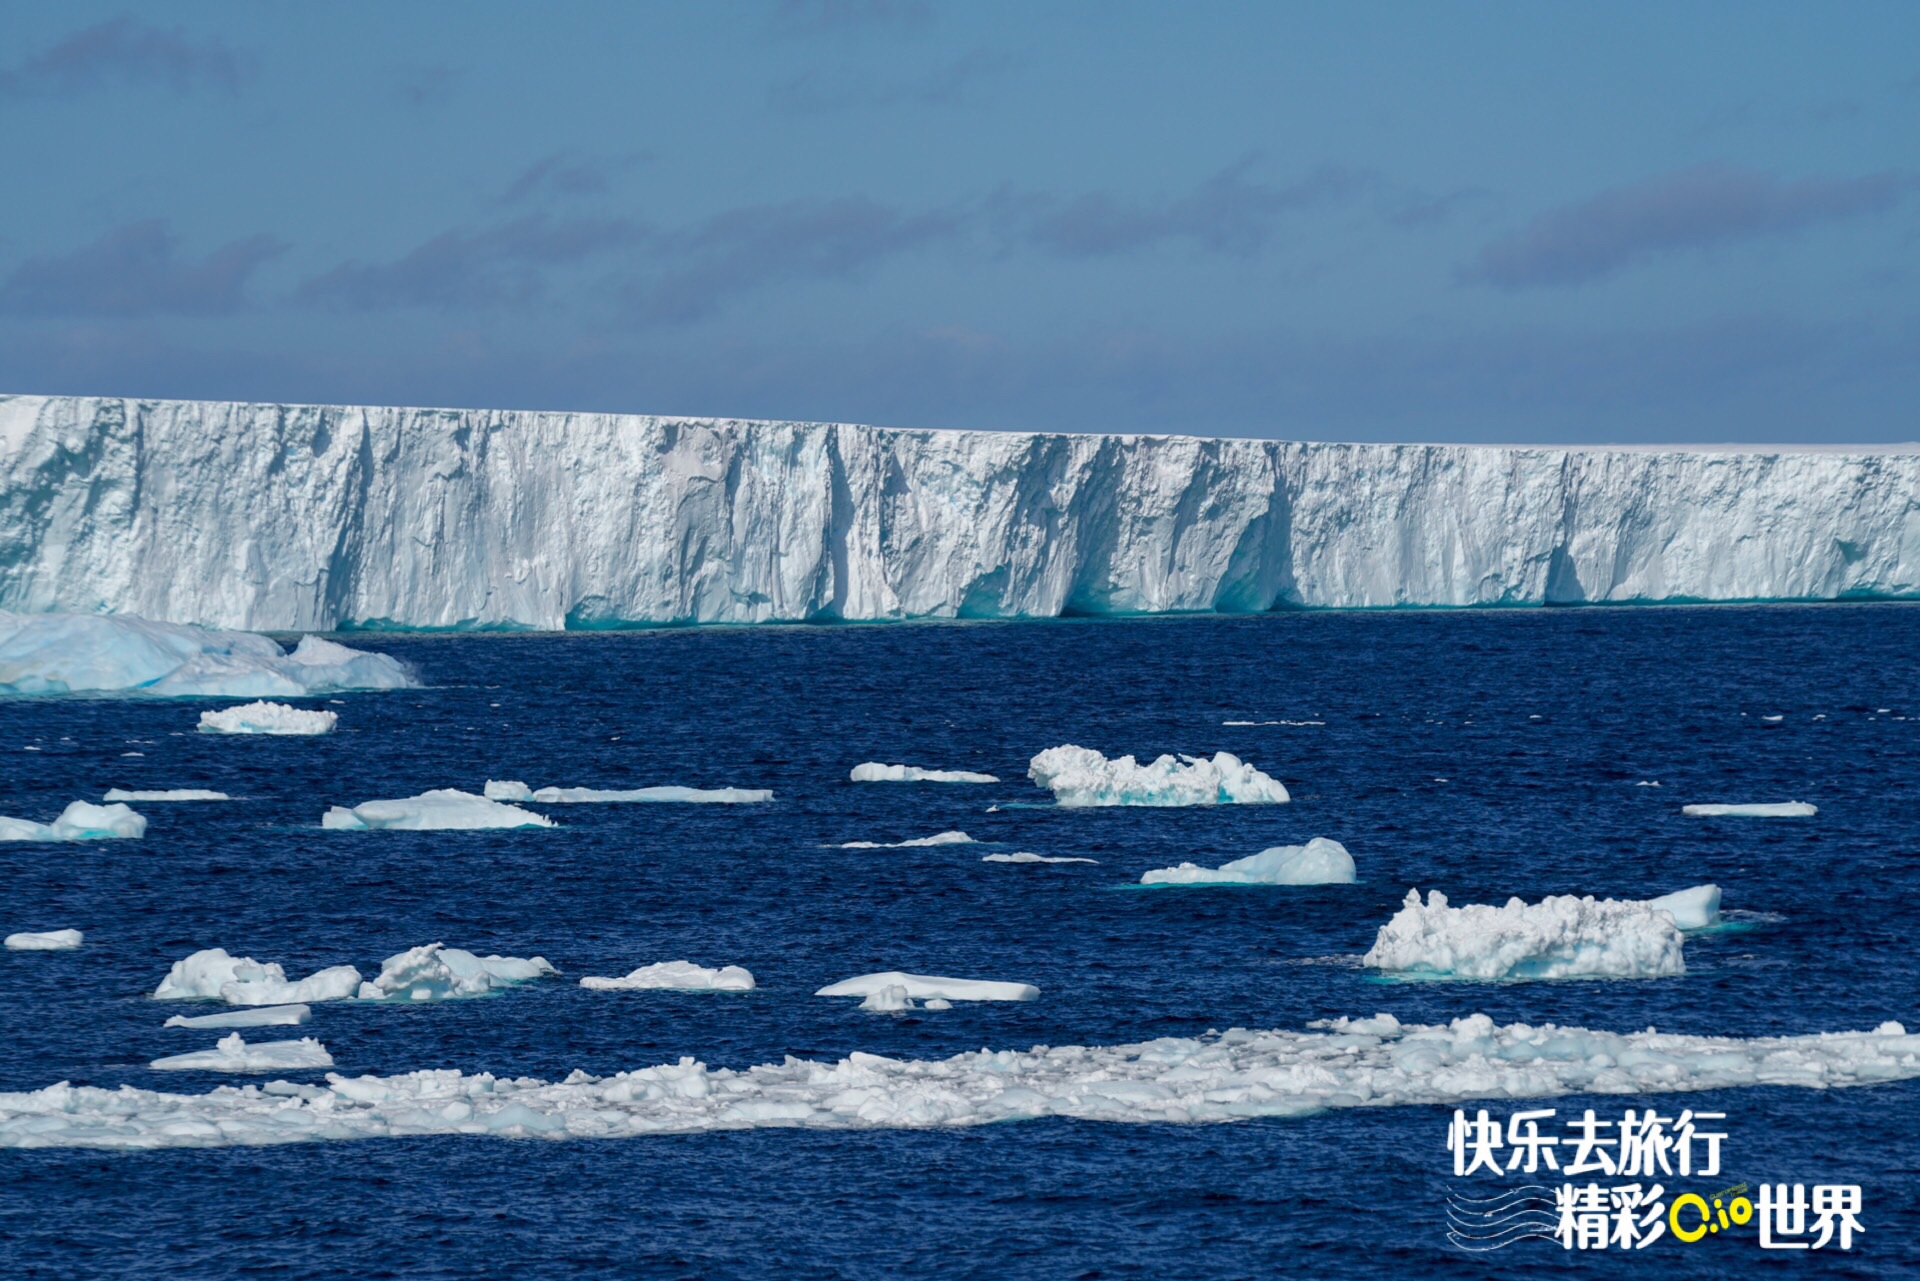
(5, 929), (83, 950)
(199, 701), (337, 735)
(850, 762), (999, 784)
(816, 971), (1039, 1002)
(104, 788), (230, 801)
(1363, 889), (1694, 981)
(1027, 745), (1289, 807)
(356, 943), (557, 1001)
(1141, 837), (1355, 886)
(165, 1004), (311, 1029)
(839, 831), (976, 849)
(859, 985), (914, 1012)
(1682, 802), (1817, 817)
(982, 852), (1100, 865)
(579, 962), (755, 992)
(0, 801), (147, 842)
(149, 1033), (333, 1073)
(153, 947), (364, 1006)
(530, 785), (771, 804)
(1646, 884), (1724, 931)
(322, 789), (554, 831)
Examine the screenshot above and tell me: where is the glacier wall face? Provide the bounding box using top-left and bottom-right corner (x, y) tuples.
(1, 393), (1915, 630)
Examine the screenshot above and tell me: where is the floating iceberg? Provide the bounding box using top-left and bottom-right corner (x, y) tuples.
(1682, 802), (1817, 817)
(322, 790), (555, 831)
(149, 1033), (334, 1073)
(1141, 837), (1355, 886)
(483, 780), (771, 804)
(165, 1004), (311, 1029)
(104, 788), (230, 801)
(857, 985), (951, 1012)
(1363, 889), (1699, 981)
(815, 971), (1039, 1002)
(1646, 884), (1723, 931)
(850, 763), (999, 784)
(5, 1013), (1915, 1149)
(838, 831), (977, 849)
(357, 944), (557, 1001)
(0, 800), (146, 842)
(1027, 746), (1290, 807)
(981, 852), (1099, 865)
(153, 948), (364, 1006)
(4, 929), (82, 950)
(199, 701), (337, 735)
(579, 961), (755, 992)
(0, 611), (413, 697)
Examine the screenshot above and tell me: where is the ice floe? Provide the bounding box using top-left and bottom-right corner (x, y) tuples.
(1363, 889), (1703, 981)
(165, 1005), (311, 1030)
(1222, 720), (1325, 727)
(816, 972), (1039, 1002)
(0, 801), (146, 842)
(199, 701), (337, 735)
(149, 1033), (334, 1073)
(838, 830), (977, 849)
(5, 1014), (1916, 1148)
(153, 948), (364, 1006)
(1141, 838), (1355, 886)
(4, 929), (83, 951)
(1646, 884), (1723, 931)
(357, 944), (557, 1001)
(1682, 802), (1817, 817)
(982, 852), (1099, 865)
(856, 985), (951, 1013)
(1027, 746), (1289, 807)
(103, 788), (230, 801)
(322, 790), (555, 831)
(0, 612), (415, 698)
(579, 962), (755, 992)
(849, 763), (999, 784)
(483, 780), (771, 804)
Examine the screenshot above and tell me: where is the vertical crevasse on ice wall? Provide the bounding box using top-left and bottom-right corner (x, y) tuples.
(0, 393), (1914, 630)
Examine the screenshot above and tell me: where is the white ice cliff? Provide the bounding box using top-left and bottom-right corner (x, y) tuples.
(3, 394), (1915, 629)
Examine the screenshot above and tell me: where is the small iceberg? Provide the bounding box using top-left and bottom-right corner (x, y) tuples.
(1141, 837), (1355, 886)
(816, 971), (1039, 1002)
(0, 801), (146, 842)
(858, 985), (954, 1013)
(357, 943), (557, 1001)
(323, 789), (555, 831)
(982, 852), (1099, 865)
(165, 1004), (311, 1029)
(149, 1033), (334, 1073)
(483, 780), (771, 804)
(839, 831), (976, 849)
(1682, 802), (1817, 817)
(153, 948), (363, 1006)
(104, 788), (231, 802)
(1363, 888), (1707, 981)
(199, 701), (337, 735)
(1027, 746), (1289, 806)
(1645, 884), (1723, 931)
(5, 928), (83, 950)
(579, 961), (755, 992)
(850, 763), (999, 784)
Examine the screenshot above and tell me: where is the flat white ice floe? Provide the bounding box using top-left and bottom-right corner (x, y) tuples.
(199, 701), (337, 735)
(322, 789), (554, 831)
(1363, 887), (1728, 980)
(483, 780), (771, 804)
(148, 1033), (334, 1073)
(982, 852), (1099, 865)
(1028, 746), (1289, 807)
(579, 961), (755, 992)
(850, 763), (1000, 784)
(4, 929), (83, 950)
(104, 788), (230, 801)
(838, 830), (976, 849)
(816, 971), (1039, 1002)
(165, 1005), (311, 1029)
(154, 948), (363, 1006)
(0, 611), (415, 698)
(1682, 802), (1817, 817)
(357, 944), (557, 1001)
(0, 800), (146, 842)
(1141, 837), (1355, 886)
(7, 1013), (1916, 1148)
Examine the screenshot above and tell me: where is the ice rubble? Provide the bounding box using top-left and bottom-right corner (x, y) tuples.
(4, 1014), (1916, 1149)
(1362, 886), (1724, 981)
(0, 611), (413, 697)
(483, 780), (771, 804)
(154, 944), (556, 1005)
(199, 701), (337, 735)
(0, 801), (146, 842)
(838, 831), (976, 849)
(357, 944), (558, 1001)
(5, 929), (82, 951)
(1683, 802), (1818, 817)
(153, 949), (363, 1006)
(1028, 746), (1289, 807)
(149, 1034), (334, 1073)
(982, 852), (1100, 865)
(850, 763), (1000, 784)
(1141, 838), (1355, 886)
(323, 790), (555, 831)
(104, 788), (230, 801)
(165, 1005), (311, 1030)
(816, 972), (1040, 1002)
(579, 962), (755, 992)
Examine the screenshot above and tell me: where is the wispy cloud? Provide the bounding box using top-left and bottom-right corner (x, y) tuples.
(0, 16), (250, 98)
(1466, 165), (1916, 288)
(768, 48), (1010, 113)
(298, 216), (644, 310)
(497, 152), (649, 205)
(0, 220), (284, 317)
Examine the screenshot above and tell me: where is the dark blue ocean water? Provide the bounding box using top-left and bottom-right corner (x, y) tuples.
(3, 606), (1917, 1278)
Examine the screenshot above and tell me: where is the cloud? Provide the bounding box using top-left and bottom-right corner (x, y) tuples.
(298, 216), (644, 310)
(0, 220), (284, 317)
(497, 152), (648, 205)
(0, 16), (249, 98)
(767, 48), (1010, 113)
(1467, 165), (1916, 288)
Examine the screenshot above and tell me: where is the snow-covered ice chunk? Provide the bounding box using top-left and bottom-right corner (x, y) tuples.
(5, 929), (82, 950)
(5, 1014), (1917, 1149)
(104, 788), (230, 801)
(149, 1033), (334, 1073)
(1364, 889), (1689, 981)
(838, 830), (976, 849)
(981, 852), (1099, 865)
(1682, 802), (1817, 817)
(850, 763), (999, 784)
(200, 701), (337, 735)
(1028, 746), (1289, 807)
(580, 961), (755, 992)
(485, 780), (771, 804)
(152, 947), (363, 1006)
(356, 944), (557, 1001)
(1141, 837), (1355, 886)
(165, 1005), (311, 1029)
(816, 971), (1039, 1002)
(0, 801), (147, 842)
(1646, 884), (1723, 931)
(322, 790), (554, 831)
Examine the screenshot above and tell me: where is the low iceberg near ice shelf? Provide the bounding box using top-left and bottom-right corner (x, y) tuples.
(816, 971), (1039, 1002)
(1682, 802), (1817, 817)
(153, 948), (363, 1006)
(580, 961), (755, 992)
(356, 944), (557, 1001)
(0, 611), (414, 698)
(849, 763), (999, 784)
(323, 790), (554, 831)
(483, 780), (771, 804)
(5, 929), (82, 950)
(200, 701), (337, 735)
(1028, 746), (1289, 806)
(0, 801), (146, 842)
(149, 1033), (333, 1073)
(1141, 837), (1355, 886)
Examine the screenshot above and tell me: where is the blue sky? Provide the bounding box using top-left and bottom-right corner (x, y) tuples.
(0, 1), (1913, 442)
